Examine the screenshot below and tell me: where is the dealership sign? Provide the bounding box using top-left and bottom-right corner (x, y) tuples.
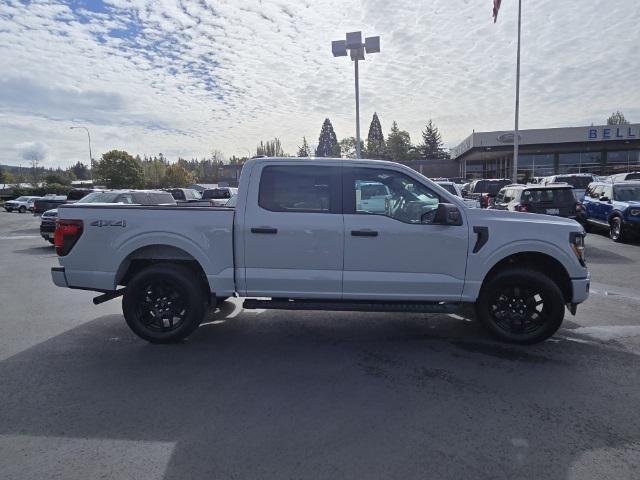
(588, 126), (638, 140)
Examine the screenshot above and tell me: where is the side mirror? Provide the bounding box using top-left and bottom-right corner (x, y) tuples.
(600, 196), (610, 203)
(432, 203), (463, 226)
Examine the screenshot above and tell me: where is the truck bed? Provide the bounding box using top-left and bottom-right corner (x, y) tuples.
(56, 204), (236, 294)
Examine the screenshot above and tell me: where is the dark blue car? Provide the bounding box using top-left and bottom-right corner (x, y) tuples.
(581, 181), (640, 242)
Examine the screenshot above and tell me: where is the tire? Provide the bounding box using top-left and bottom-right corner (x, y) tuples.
(18, 206), (26, 213)
(122, 264), (208, 343)
(5, 208), (12, 212)
(609, 216), (625, 243)
(475, 268), (565, 345)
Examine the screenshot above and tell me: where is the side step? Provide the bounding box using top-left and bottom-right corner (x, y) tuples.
(242, 298), (461, 313)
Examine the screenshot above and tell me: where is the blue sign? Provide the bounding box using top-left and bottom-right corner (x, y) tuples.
(589, 126), (638, 140)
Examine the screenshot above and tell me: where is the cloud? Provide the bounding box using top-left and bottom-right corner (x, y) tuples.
(17, 141), (49, 163)
(0, 0), (638, 167)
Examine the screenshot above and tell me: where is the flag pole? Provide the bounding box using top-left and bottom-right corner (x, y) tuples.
(512, 0), (522, 183)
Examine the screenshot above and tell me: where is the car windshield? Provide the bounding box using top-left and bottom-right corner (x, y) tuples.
(14, 196), (29, 201)
(79, 192), (122, 203)
(522, 188), (576, 204)
(555, 176), (593, 189)
(623, 173), (640, 180)
(614, 186), (640, 201)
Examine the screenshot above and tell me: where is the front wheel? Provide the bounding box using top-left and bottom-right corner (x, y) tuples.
(475, 268), (565, 344)
(18, 206), (26, 213)
(122, 264), (208, 343)
(609, 216), (625, 242)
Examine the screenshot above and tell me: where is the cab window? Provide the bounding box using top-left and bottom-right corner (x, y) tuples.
(258, 165), (340, 213)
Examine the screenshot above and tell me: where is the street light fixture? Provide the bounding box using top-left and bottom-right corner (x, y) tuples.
(332, 31), (380, 159)
(70, 126), (93, 180)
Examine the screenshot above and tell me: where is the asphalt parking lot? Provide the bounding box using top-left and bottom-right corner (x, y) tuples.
(1, 210), (639, 480)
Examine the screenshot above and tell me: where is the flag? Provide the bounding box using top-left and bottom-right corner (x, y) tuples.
(493, 0), (502, 23)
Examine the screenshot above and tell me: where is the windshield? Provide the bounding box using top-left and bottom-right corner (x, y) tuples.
(555, 176), (593, 189)
(614, 186), (640, 201)
(14, 196), (28, 202)
(79, 192), (122, 203)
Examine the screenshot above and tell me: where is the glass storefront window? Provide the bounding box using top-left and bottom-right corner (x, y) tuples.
(606, 150), (640, 175)
(558, 152), (602, 174)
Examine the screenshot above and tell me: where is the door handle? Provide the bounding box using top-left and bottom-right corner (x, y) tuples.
(351, 229), (378, 237)
(251, 227), (278, 234)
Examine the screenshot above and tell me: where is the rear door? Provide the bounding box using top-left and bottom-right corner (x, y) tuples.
(242, 163), (344, 298)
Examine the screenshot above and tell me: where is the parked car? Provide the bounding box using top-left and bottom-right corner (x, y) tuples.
(40, 190), (176, 243)
(462, 179), (512, 208)
(435, 181), (479, 208)
(581, 181), (640, 242)
(542, 173), (597, 200)
(51, 157), (589, 345)
(4, 196), (41, 213)
(605, 172), (640, 182)
(26, 197), (42, 211)
(355, 181), (391, 214)
(201, 187), (239, 206)
(33, 195), (68, 216)
(493, 184), (580, 219)
(163, 188), (203, 203)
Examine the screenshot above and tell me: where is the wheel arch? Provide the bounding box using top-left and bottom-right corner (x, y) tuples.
(480, 252), (573, 303)
(116, 244), (210, 293)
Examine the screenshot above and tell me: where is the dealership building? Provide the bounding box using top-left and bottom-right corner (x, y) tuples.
(451, 123), (640, 181)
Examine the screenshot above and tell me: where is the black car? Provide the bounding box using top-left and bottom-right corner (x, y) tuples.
(493, 184), (580, 219)
(462, 179), (512, 208)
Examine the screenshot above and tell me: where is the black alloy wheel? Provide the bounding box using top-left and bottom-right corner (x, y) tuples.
(609, 217), (624, 243)
(476, 268), (565, 344)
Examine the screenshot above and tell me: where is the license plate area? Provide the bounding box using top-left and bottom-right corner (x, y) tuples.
(546, 208), (560, 215)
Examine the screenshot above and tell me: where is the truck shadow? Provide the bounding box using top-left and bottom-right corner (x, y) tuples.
(0, 311), (638, 480)
(12, 245), (55, 256)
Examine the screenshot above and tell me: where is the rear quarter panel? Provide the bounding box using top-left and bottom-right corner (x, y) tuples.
(57, 205), (235, 294)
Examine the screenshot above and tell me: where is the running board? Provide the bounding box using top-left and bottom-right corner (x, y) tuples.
(242, 298), (461, 313)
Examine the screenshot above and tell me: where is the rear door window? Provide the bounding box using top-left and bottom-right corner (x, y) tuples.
(259, 165), (340, 213)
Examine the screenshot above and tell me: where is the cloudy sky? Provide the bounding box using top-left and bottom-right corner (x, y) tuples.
(1, 0), (639, 168)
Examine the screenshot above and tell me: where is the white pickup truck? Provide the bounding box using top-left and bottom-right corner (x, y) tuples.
(51, 157), (590, 345)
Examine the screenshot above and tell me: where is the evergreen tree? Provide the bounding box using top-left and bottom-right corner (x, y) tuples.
(419, 119), (449, 160)
(607, 111), (629, 125)
(386, 121), (412, 162)
(366, 112), (385, 159)
(69, 161), (90, 180)
(297, 137), (311, 157)
(315, 118), (340, 157)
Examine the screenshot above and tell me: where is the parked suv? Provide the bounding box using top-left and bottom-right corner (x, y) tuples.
(4, 196), (41, 213)
(493, 184), (579, 219)
(581, 181), (640, 242)
(543, 174), (597, 200)
(462, 179), (511, 208)
(606, 172), (640, 182)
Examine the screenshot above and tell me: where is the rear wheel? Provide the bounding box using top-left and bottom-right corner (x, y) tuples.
(475, 268), (565, 344)
(123, 264), (208, 343)
(609, 216), (625, 242)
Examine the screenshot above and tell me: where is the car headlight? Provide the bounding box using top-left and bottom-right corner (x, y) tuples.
(629, 209), (640, 216)
(570, 232), (586, 266)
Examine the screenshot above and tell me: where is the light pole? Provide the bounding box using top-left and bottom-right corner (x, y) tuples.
(70, 126), (93, 180)
(332, 31), (380, 159)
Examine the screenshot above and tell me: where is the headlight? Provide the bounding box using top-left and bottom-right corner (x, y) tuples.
(570, 232), (586, 266)
(629, 209), (640, 216)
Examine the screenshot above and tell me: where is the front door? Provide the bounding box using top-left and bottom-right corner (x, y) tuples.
(342, 166), (469, 301)
(242, 163), (344, 298)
